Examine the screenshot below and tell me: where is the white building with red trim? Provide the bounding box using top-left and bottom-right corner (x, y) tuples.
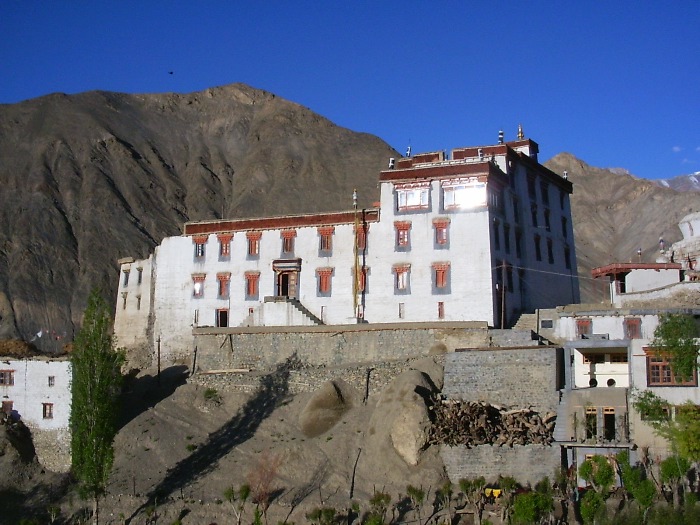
(114, 133), (579, 362)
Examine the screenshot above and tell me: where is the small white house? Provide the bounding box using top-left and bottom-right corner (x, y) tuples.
(1, 356), (72, 471)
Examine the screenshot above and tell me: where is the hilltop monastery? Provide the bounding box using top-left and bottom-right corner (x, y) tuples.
(114, 130), (580, 361)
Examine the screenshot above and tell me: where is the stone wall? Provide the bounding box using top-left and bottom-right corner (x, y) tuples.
(440, 346), (562, 485)
(441, 445), (561, 486)
(33, 428), (71, 472)
(443, 347), (562, 413)
(192, 322), (489, 371)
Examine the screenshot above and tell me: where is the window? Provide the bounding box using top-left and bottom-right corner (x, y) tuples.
(357, 266), (369, 293)
(394, 221), (411, 249)
(122, 269), (130, 287)
(544, 209), (551, 232)
(396, 183), (429, 211)
(547, 239), (554, 264)
(582, 354), (605, 364)
(218, 233), (233, 258)
(527, 174), (537, 200)
(317, 267), (334, 295)
(512, 197), (520, 222)
(318, 226), (334, 254)
(540, 181), (549, 206)
(192, 274), (206, 298)
(515, 230), (522, 258)
(624, 318), (641, 339)
(646, 349), (698, 386)
(610, 353), (628, 363)
(0, 370), (15, 386)
(393, 264), (411, 293)
(433, 219), (450, 246)
(281, 230), (297, 254)
(506, 264), (513, 291)
(42, 403), (53, 419)
(562, 217), (568, 239)
(48, 376), (55, 387)
(564, 246), (572, 270)
(531, 205), (538, 227)
(438, 302), (445, 320)
(504, 224), (511, 254)
(560, 189), (566, 209)
(534, 235), (542, 261)
(121, 292), (128, 309)
(216, 309), (229, 328)
(443, 181), (486, 210)
(245, 271), (260, 300)
(247, 231), (262, 257)
(603, 407), (615, 441)
(576, 318), (592, 337)
(136, 295), (141, 310)
(137, 267), (143, 285)
(217, 272), (231, 299)
(493, 219), (501, 250)
(432, 262), (450, 291)
(355, 223), (368, 251)
(398, 302), (405, 319)
(585, 406), (597, 440)
(193, 236), (207, 259)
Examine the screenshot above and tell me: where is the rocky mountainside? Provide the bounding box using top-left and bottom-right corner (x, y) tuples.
(0, 84), (396, 348)
(2, 84), (700, 348)
(545, 154), (700, 302)
(654, 171), (700, 192)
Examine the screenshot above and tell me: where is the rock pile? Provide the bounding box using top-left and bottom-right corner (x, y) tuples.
(428, 396), (556, 447)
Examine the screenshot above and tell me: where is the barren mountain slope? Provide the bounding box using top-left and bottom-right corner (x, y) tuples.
(545, 153), (700, 302)
(0, 85), (397, 347)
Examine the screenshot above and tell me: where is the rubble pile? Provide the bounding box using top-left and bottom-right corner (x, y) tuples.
(428, 395), (556, 447)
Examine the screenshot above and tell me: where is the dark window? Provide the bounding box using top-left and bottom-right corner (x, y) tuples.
(0, 370), (15, 386)
(624, 318), (641, 339)
(216, 309), (229, 328)
(42, 403), (53, 419)
(576, 318), (592, 337)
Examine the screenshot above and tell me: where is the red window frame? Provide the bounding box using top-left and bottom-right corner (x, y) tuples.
(281, 230), (297, 254)
(217, 233), (233, 257)
(217, 272), (231, 299)
(393, 264), (410, 291)
(432, 262), (450, 289)
(246, 231), (262, 256)
(645, 348), (698, 386)
(624, 318), (642, 339)
(192, 274), (206, 298)
(395, 221), (411, 248)
(317, 268), (333, 294)
(576, 318), (592, 337)
(433, 218), (450, 245)
(245, 271), (260, 299)
(193, 235), (208, 259)
(318, 226), (334, 253)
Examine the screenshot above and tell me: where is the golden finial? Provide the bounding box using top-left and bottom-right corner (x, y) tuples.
(517, 124), (524, 140)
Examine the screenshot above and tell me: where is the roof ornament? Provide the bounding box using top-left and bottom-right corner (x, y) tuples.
(517, 124), (524, 140)
(498, 130), (504, 144)
(406, 145), (411, 157)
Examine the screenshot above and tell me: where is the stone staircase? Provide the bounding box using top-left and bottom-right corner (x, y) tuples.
(553, 390), (573, 443)
(288, 298), (324, 325)
(513, 312), (538, 332)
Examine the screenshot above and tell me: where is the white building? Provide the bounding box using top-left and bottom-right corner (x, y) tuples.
(535, 216), (700, 484)
(1, 356), (72, 471)
(114, 132), (579, 363)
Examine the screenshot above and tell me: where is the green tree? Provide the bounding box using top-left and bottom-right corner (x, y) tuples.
(458, 477), (486, 525)
(511, 491), (553, 524)
(70, 289), (124, 525)
(617, 451), (656, 523)
(660, 455), (690, 508)
(652, 313), (699, 381)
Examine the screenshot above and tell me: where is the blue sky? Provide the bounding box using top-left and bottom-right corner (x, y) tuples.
(2, 2), (698, 180)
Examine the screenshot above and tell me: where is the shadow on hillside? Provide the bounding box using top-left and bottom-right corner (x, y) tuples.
(0, 475), (72, 524)
(126, 355), (298, 524)
(118, 365), (189, 430)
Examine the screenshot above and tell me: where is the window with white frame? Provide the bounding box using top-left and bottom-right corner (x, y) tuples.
(396, 182), (430, 211)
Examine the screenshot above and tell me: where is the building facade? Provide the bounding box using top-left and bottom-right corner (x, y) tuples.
(114, 133), (579, 363)
(0, 356), (72, 471)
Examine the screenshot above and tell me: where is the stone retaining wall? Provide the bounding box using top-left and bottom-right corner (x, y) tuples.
(441, 444), (561, 486)
(192, 322), (489, 371)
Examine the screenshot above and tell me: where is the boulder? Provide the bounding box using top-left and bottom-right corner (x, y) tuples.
(299, 379), (356, 438)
